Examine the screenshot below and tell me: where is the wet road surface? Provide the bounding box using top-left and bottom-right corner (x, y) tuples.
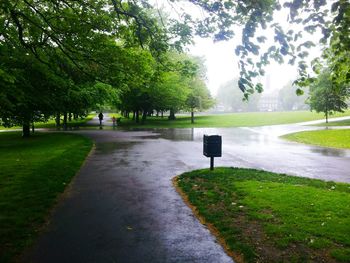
(25, 129), (234, 263)
(25, 124), (350, 262)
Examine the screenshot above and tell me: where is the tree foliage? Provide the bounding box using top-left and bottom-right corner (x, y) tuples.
(308, 70), (349, 123)
(116, 51), (213, 123)
(168, 0), (350, 97)
(0, 0), (191, 135)
(3, 0), (349, 134)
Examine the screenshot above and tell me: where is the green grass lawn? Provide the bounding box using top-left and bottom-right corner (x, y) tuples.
(118, 110), (350, 128)
(282, 129), (350, 149)
(3, 111), (349, 130)
(0, 132), (92, 262)
(175, 168), (350, 263)
(34, 113), (96, 129)
(0, 113), (96, 130)
(316, 119), (350, 126)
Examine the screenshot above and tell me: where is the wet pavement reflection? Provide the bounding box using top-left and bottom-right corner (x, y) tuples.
(140, 125), (350, 183)
(79, 125), (350, 183)
(26, 124), (350, 263)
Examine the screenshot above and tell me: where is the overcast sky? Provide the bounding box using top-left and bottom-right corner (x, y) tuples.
(188, 37), (299, 96)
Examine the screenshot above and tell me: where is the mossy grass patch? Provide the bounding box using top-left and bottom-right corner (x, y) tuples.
(282, 129), (350, 149)
(175, 167), (350, 262)
(118, 110), (350, 128)
(0, 132), (93, 262)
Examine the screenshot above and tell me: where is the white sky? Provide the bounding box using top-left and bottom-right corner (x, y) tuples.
(188, 37), (299, 96)
(152, 0), (323, 96)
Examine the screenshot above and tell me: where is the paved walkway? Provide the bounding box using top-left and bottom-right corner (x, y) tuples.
(87, 113), (113, 127)
(23, 115), (350, 262)
(24, 129), (233, 263)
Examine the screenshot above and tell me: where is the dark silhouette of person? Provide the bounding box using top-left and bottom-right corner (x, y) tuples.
(98, 112), (104, 126)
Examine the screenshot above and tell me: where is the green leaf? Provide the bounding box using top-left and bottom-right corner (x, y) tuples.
(296, 88), (304, 96)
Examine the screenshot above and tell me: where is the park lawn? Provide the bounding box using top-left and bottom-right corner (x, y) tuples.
(0, 132), (92, 263)
(316, 119), (350, 126)
(34, 113), (96, 129)
(175, 168), (350, 263)
(0, 113), (96, 130)
(119, 110), (350, 128)
(282, 129), (350, 149)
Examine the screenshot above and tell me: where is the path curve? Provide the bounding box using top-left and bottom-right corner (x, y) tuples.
(24, 129), (234, 263)
(24, 122), (350, 262)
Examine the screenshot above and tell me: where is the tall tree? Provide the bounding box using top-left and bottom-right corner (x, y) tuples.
(308, 70), (349, 123)
(185, 71), (214, 123)
(186, 83), (214, 123)
(0, 0), (177, 135)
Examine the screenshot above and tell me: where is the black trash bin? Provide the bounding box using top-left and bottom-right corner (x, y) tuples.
(203, 135), (222, 157)
(203, 135), (222, 170)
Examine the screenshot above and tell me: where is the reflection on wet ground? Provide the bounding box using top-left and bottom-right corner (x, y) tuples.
(77, 124), (350, 183)
(96, 141), (139, 155)
(25, 122), (350, 263)
(310, 147), (347, 157)
(186, 126), (350, 182)
(148, 126), (350, 158)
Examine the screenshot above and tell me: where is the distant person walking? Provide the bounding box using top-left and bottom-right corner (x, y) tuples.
(98, 112), (104, 126)
(112, 116), (116, 128)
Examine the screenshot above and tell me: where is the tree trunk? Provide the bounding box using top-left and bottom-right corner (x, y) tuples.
(56, 113), (61, 128)
(191, 110), (194, 124)
(63, 112), (68, 130)
(68, 113), (72, 122)
(132, 111), (135, 120)
(161, 111), (164, 118)
(156, 111), (159, 117)
(142, 110), (147, 123)
(22, 121), (30, 137)
(135, 110), (139, 123)
(325, 98), (329, 123)
(168, 109), (176, 120)
(32, 122), (35, 134)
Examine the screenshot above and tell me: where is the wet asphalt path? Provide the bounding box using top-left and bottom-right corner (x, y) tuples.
(25, 129), (234, 263)
(25, 123), (350, 262)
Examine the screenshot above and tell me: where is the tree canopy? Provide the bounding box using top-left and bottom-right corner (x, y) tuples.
(0, 0), (198, 134)
(308, 70), (349, 122)
(1, 0), (350, 135)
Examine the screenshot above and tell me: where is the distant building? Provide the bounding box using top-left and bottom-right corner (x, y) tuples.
(258, 94), (279, 111)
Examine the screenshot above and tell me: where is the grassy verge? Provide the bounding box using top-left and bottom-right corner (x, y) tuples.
(0, 132), (93, 262)
(316, 119), (350, 127)
(118, 110), (350, 128)
(282, 129), (350, 149)
(175, 167), (350, 263)
(34, 113), (96, 129)
(0, 113), (96, 130)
